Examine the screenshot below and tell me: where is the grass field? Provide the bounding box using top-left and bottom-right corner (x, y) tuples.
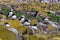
(0, 26), (16, 40)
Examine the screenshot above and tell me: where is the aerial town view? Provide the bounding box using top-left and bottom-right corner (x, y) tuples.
(0, 0), (60, 40)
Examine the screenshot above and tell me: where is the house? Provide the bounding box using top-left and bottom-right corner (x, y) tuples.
(8, 11), (13, 17)
(23, 18), (30, 26)
(27, 11), (38, 17)
(4, 22), (10, 27)
(11, 15), (17, 19)
(19, 15), (25, 23)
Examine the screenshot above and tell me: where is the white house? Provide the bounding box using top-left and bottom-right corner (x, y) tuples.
(11, 15), (17, 19)
(31, 26), (38, 30)
(23, 22), (30, 26)
(5, 24), (10, 27)
(50, 11), (56, 15)
(8, 12), (13, 17)
(41, 0), (50, 3)
(19, 15), (25, 23)
(44, 17), (49, 21)
(29, 25), (38, 30)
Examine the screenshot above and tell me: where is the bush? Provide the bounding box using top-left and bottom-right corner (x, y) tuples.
(36, 16), (43, 22)
(13, 12), (23, 18)
(2, 7), (10, 15)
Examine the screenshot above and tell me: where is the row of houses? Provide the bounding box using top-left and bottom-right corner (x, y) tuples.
(1, 0), (60, 3)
